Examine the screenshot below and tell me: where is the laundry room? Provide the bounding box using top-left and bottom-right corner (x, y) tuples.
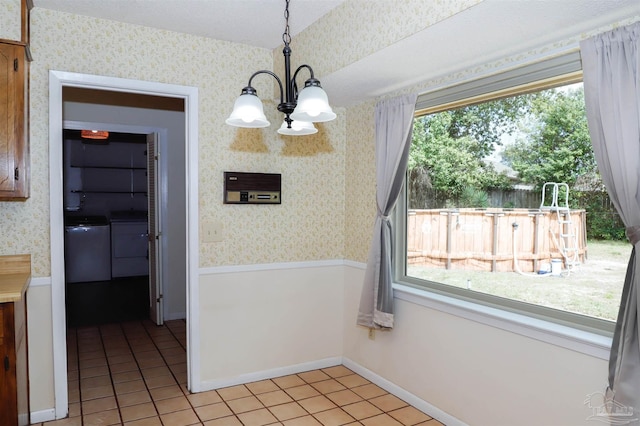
(63, 129), (151, 326)
(61, 88), (188, 327)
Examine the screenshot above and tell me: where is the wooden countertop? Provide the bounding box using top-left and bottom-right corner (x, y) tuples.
(0, 254), (31, 303)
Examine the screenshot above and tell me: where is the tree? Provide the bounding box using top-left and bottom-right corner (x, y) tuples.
(409, 100), (518, 208)
(447, 96), (536, 157)
(502, 87), (595, 189)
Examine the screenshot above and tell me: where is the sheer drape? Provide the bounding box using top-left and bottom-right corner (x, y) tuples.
(580, 22), (640, 416)
(357, 93), (417, 329)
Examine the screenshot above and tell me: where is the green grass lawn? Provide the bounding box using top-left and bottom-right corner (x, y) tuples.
(407, 240), (631, 321)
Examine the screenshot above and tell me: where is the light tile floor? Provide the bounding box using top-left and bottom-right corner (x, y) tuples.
(35, 319), (445, 426)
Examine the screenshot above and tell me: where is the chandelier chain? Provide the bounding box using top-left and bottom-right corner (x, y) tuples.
(282, 0), (292, 45)
(226, 0), (334, 133)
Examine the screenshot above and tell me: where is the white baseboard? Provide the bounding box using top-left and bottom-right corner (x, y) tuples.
(198, 357), (343, 392)
(196, 355), (465, 426)
(342, 358), (468, 426)
(28, 276), (52, 287)
(30, 408), (56, 423)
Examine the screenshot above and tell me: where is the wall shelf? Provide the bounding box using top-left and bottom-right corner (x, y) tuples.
(64, 138), (148, 211)
(70, 165), (147, 171)
(71, 190), (147, 195)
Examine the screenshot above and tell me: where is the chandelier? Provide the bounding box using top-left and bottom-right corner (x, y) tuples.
(226, 0), (336, 136)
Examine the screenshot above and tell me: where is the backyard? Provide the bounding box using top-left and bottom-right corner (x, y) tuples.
(407, 239), (630, 321)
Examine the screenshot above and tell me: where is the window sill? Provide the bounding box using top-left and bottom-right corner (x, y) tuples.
(393, 283), (613, 360)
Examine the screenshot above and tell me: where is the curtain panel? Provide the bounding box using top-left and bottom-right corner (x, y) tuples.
(357, 93), (417, 329)
(581, 21), (640, 420)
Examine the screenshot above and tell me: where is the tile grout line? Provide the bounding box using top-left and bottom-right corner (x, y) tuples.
(121, 320), (166, 424)
(141, 320), (188, 393)
(71, 327), (85, 426)
(102, 323), (126, 425)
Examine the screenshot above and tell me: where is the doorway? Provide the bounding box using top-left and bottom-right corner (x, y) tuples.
(61, 127), (160, 327)
(49, 71), (201, 420)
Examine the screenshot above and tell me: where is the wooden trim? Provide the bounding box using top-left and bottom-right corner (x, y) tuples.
(21, 0), (32, 45)
(0, 39), (26, 48)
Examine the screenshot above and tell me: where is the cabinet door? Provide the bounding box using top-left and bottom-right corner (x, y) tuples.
(0, 43), (28, 200)
(111, 222), (149, 277)
(0, 303), (18, 426)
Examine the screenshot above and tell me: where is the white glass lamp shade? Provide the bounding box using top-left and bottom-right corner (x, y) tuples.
(290, 85), (336, 123)
(226, 93), (270, 128)
(277, 120), (318, 136)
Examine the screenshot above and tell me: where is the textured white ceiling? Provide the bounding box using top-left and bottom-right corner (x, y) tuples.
(32, 0), (345, 49)
(32, 0), (640, 107)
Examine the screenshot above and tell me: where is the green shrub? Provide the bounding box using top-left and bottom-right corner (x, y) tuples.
(459, 187), (489, 208)
(575, 191), (625, 241)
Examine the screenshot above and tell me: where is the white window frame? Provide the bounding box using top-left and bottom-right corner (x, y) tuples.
(392, 51), (614, 359)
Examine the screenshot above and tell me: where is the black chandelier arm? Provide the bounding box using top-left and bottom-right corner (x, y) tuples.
(291, 64), (324, 98)
(292, 64), (315, 82)
(246, 70), (285, 105)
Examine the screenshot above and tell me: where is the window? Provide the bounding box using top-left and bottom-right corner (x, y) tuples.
(394, 52), (627, 334)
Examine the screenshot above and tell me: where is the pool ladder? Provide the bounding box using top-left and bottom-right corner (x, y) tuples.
(540, 182), (579, 272)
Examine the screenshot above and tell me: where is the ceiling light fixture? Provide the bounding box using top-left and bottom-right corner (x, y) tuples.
(226, 0), (336, 136)
(80, 130), (109, 140)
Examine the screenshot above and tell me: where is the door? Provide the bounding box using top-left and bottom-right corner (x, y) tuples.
(147, 132), (163, 325)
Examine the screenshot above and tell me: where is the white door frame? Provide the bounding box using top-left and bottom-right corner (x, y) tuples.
(49, 71), (201, 419)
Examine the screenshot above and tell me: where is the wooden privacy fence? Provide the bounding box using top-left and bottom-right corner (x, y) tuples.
(407, 208), (587, 273)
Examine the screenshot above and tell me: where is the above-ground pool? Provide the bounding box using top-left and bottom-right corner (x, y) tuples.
(407, 208), (587, 273)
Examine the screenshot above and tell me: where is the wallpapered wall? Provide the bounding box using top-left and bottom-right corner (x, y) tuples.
(0, 0), (21, 41)
(344, 102), (376, 261)
(0, 8), (346, 276)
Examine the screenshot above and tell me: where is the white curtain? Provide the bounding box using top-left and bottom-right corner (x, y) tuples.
(580, 22), (640, 416)
(357, 93), (417, 329)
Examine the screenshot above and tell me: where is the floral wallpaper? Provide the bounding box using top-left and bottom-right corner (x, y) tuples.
(0, 8), (346, 275)
(344, 101), (376, 262)
(0, 0), (20, 41)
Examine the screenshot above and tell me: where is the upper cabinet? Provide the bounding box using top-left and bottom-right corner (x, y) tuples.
(0, 43), (28, 200)
(0, 0), (30, 201)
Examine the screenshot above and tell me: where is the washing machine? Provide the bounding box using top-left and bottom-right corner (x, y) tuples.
(64, 216), (111, 283)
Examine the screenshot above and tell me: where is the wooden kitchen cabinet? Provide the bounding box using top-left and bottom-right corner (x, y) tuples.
(0, 254), (30, 426)
(0, 41), (29, 200)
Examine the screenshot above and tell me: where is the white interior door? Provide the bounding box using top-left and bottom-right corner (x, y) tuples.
(147, 132), (163, 325)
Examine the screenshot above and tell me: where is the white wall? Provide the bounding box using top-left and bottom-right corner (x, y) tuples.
(26, 282), (55, 413)
(342, 265), (609, 426)
(197, 263), (345, 388)
(189, 260), (611, 426)
(63, 101), (187, 320)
